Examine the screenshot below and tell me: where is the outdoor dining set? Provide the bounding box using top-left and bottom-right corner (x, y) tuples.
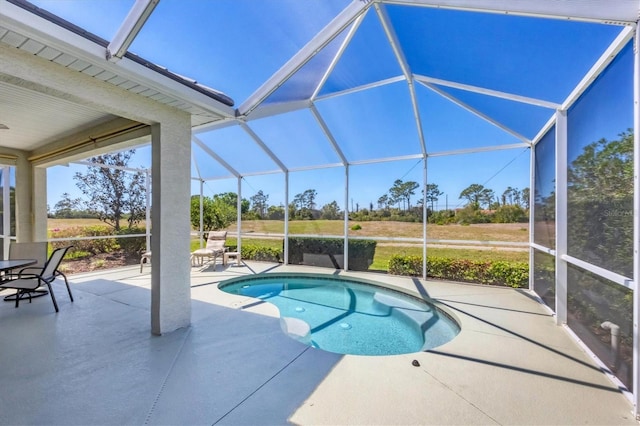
(0, 242), (73, 312)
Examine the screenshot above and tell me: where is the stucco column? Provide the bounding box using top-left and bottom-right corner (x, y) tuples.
(13, 155), (46, 242)
(150, 119), (191, 335)
(32, 166), (48, 242)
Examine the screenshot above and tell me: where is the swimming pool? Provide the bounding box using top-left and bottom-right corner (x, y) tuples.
(219, 273), (460, 356)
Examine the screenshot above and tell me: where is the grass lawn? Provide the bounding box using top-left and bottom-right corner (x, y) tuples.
(54, 219), (530, 273)
(215, 237), (529, 271)
(232, 220), (529, 242)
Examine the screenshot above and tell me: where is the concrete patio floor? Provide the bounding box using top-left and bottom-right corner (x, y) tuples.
(0, 260), (636, 425)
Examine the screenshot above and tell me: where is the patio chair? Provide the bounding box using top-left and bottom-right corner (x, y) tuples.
(0, 246), (73, 312)
(191, 231), (227, 268)
(7, 241), (48, 279)
(140, 251), (151, 273)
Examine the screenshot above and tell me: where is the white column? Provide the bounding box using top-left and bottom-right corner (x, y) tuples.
(555, 110), (568, 325)
(14, 157), (43, 242)
(632, 29), (639, 421)
(344, 164), (349, 271)
(284, 171), (289, 265)
(150, 120), (191, 335)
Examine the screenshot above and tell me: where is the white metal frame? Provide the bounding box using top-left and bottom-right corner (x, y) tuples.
(632, 25), (639, 420)
(106, 0), (159, 61)
(554, 110), (568, 325)
(9, 0), (638, 415)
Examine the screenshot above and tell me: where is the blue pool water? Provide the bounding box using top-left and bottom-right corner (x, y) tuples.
(220, 274), (460, 356)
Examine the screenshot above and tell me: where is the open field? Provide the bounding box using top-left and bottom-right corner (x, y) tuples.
(229, 220), (529, 242)
(49, 219), (529, 242)
(51, 219), (530, 273)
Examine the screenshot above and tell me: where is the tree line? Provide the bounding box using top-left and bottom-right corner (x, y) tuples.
(50, 149), (530, 230)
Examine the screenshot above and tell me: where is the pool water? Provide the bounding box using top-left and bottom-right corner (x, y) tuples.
(220, 274), (460, 356)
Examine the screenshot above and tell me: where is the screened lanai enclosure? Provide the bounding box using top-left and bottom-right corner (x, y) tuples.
(0, 0), (639, 419)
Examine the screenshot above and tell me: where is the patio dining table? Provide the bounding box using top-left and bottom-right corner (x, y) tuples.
(0, 259), (41, 301)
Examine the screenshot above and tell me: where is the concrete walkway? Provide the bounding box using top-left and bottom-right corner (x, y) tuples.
(0, 261), (636, 425)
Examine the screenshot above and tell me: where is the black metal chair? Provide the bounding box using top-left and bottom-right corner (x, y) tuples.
(0, 246), (73, 312)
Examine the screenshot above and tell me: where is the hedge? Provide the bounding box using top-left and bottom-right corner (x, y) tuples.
(286, 237), (376, 271)
(227, 244), (282, 263)
(388, 254), (529, 288)
(50, 225), (147, 258)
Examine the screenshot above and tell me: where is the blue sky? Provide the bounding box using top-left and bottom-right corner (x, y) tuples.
(36, 0), (626, 212)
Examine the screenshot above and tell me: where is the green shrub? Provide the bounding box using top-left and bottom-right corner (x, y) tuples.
(388, 254), (529, 288)
(286, 237), (376, 271)
(242, 245), (282, 262)
(492, 205), (528, 223)
(351, 224), (362, 231)
(116, 226), (147, 256)
(388, 255), (423, 276)
(50, 225), (118, 257)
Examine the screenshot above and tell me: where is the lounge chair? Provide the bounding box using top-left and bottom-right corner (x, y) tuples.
(0, 246), (73, 312)
(140, 251), (151, 273)
(191, 231), (227, 268)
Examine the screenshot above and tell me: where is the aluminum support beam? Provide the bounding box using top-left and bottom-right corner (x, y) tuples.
(284, 171), (289, 265)
(529, 145), (535, 291)
(309, 104), (348, 165)
(314, 76), (406, 102)
(239, 122), (288, 172)
(192, 135), (240, 178)
(419, 81), (532, 144)
(344, 164), (350, 271)
(427, 143), (529, 157)
(562, 26), (635, 111)
(198, 180), (204, 248)
(239, 0), (371, 115)
(381, 0), (638, 24)
(422, 158), (427, 280)
(632, 28), (640, 421)
(145, 169), (151, 251)
(311, 12), (365, 101)
(237, 177), (242, 259)
(375, 3), (427, 156)
(107, 0), (159, 61)
(555, 110), (568, 325)
(414, 75), (561, 109)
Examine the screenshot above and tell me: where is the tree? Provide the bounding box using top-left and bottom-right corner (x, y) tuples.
(302, 189), (317, 209)
(320, 201), (341, 220)
(402, 181), (419, 210)
(250, 190), (269, 218)
(54, 192), (82, 218)
(190, 195), (235, 232)
(214, 192), (249, 213)
(425, 183), (443, 211)
(377, 194), (389, 210)
(73, 150), (146, 230)
(389, 179), (404, 209)
(521, 187), (530, 209)
(267, 204), (285, 220)
(459, 183), (494, 209)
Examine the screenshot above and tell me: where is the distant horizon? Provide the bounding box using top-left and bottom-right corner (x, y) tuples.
(47, 143), (531, 215)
